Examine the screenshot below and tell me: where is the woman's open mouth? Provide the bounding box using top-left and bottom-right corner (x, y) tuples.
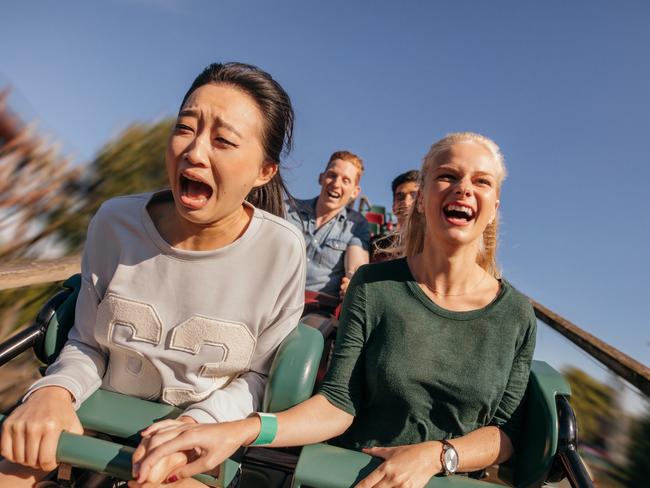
(179, 173), (214, 210)
(442, 203), (475, 226)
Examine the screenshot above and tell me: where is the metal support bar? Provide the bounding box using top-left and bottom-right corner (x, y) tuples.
(0, 255), (81, 291)
(531, 298), (650, 397)
(555, 396), (595, 488)
(0, 324), (43, 366)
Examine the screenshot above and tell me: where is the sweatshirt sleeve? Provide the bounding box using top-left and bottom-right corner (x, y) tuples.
(182, 230), (306, 423)
(24, 218), (109, 408)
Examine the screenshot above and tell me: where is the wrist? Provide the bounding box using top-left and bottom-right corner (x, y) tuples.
(30, 385), (74, 403)
(242, 415), (263, 446)
(178, 415), (198, 424)
(426, 441), (444, 475)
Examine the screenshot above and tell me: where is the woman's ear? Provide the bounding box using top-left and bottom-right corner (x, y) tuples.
(253, 161), (279, 187)
(489, 200), (500, 224)
(416, 191), (424, 213)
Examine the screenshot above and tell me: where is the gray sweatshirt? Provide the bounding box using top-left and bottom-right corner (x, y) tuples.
(28, 192), (306, 423)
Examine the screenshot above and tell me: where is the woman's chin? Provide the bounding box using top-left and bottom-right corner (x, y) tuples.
(431, 226), (482, 248)
(172, 198), (214, 225)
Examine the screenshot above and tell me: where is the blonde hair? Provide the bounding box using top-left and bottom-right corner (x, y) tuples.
(402, 132), (507, 277)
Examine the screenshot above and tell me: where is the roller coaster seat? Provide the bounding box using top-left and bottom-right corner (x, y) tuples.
(18, 274), (325, 486)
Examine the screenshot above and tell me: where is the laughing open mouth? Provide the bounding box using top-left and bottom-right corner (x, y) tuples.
(179, 173), (213, 208)
(443, 203), (475, 222)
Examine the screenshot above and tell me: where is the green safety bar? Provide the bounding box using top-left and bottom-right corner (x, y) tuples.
(0, 414), (227, 486)
(77, 389), (180, 442)
(293, 443), (486, 488)
(293, 361), (570, 488)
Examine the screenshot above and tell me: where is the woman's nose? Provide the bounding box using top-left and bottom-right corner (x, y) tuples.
(183, 134), (209, 167)
(454, 180), (472, 196)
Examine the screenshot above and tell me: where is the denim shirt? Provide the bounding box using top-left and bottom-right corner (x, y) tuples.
(285, 197), (370, 295)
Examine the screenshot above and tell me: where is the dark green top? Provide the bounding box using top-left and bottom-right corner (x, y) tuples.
(318, 258), (536, 450)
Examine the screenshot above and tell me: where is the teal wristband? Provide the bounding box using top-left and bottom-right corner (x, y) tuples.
(250, 412), (278, 446)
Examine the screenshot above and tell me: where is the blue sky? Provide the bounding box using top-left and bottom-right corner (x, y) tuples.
(2, 1), (648, 407)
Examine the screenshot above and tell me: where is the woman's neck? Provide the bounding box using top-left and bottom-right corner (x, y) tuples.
(407, 237), (500, 312)
(411, 239), (483, 296)
(150, 200), (253, 251)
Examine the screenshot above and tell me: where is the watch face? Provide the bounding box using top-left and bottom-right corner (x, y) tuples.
(444, 446), (459, 473)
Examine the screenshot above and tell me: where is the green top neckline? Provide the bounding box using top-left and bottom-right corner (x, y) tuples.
(401, 257), (508, 321)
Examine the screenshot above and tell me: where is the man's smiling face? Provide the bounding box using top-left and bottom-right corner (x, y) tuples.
(317, 158), (361, 212)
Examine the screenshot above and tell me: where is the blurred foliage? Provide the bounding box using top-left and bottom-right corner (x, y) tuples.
(625, 406), (650, 487)
(0, 104), (81, 259)
(48, 118), (173, 251)
(1, 118), (173, 335)
(0, 282), (61, 339)
(0, 115), (174, 410)
(564, 367), (617, 448)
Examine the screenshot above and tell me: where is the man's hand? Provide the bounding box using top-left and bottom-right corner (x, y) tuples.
(0, 386), (83, 472)
(339, 276), (351, 297)
(342, 244), (368, 297)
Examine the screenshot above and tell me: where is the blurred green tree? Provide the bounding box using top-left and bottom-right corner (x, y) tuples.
(48, 118), (173, 251)
(0, 117), (173, 409)
(625, 406), (650, 487)
(563, 367), (617, 447)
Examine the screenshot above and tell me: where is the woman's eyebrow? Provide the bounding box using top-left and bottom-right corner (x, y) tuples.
(178, 108), (199, 118)
(178, 109), (242, 138)
(434, 164), (457, 172)
(217, 117), (243, 138)
(473, 170), (495, 178)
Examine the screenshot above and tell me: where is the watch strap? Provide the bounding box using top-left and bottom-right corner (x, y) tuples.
(249, 412), (278, 446)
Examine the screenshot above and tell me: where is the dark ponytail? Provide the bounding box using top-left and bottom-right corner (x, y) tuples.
(181, 62), (294, 217)
(245, 172), (290, 217)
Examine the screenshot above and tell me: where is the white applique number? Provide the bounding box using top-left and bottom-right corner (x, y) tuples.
(97, 294), (254, 406)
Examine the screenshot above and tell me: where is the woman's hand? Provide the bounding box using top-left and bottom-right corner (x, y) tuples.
(127, 449), (191, 487)
(0, 386), (83, 471)
(129, 416), (199, 485)
(357, 442), (442, 488)
(132, 418), (258, 485)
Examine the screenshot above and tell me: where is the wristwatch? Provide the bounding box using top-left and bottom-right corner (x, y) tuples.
(440, 439), (459, 475)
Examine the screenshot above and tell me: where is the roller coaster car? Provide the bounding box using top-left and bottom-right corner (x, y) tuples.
(0, 276), (593, 487)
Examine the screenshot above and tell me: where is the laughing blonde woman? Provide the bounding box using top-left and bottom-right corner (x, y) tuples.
(131, 132), (536, 488)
